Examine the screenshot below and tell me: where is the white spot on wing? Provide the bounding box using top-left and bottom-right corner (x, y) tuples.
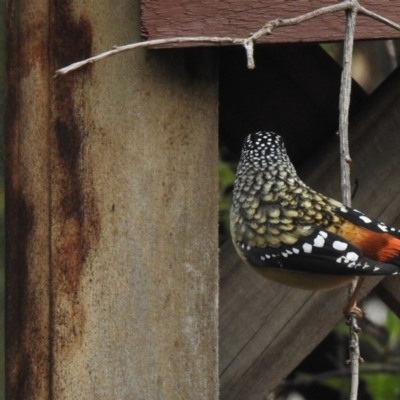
(319, 231), (328, 239)
(332, 240), (348, 251)
(303, 243), (312, 253)
(378, 224), (388, 232)
(346, 252), (359, 262)
(360, 216), (372, 223)
(340, 207), (348, 213)
(373, 266), (380, 272)
(313, 235), (325, 248)
(292, 248), (300, 254)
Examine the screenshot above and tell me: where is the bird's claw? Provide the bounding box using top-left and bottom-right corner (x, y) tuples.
(343, 305), (365, 319)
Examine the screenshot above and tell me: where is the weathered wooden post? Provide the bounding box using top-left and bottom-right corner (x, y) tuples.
(6, 1), (218, 398)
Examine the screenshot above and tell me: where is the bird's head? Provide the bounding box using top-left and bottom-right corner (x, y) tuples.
(238, 131), (292, 173)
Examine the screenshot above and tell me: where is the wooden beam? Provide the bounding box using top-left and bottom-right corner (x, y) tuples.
(6, 1), (219, 398)
(219, 65), (400, 399)
(141, 0), (400, 46)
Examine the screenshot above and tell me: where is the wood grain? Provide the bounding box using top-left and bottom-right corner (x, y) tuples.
(6, 0), (219, 398)
(141, 0), (400, 46)
(219, 65), (400, 399)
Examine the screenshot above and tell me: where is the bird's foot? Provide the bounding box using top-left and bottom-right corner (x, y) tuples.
(343, 305), (365, 320)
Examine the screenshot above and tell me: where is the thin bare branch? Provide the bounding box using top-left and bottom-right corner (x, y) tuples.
(338, 6), (356, 208)
(337, 3), (361, 400)
(348, 312), (362, 400)
(249, 1), (353, 41)
(359, 6), (400, 31)
(54, 37), (243, 76)
(243, 40), (255, 69)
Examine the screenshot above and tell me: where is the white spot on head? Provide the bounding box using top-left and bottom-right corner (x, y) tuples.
(303, 243), (313, 253)
(346, 252), (359, 262)
(332, 240), (348, 251)
(313, 235), (325, 248)
(359, 216), (372, 223)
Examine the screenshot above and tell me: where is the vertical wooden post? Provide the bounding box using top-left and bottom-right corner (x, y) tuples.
(6, 1), (219, 399)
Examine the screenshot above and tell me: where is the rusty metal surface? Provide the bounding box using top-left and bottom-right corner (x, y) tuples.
(6, 1), (51, 398)
(7, 0), (219, 398)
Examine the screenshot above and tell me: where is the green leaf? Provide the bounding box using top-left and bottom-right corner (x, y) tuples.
(363, 372), (400, 400)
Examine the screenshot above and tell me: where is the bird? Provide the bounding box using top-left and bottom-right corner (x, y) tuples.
(230, 131), (400, 314)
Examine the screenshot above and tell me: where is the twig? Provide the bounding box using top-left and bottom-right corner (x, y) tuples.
(53, 37), (243, 76)
(248, 1), (353, 41)
(54, 1), (400, 76)
(339, 4), (357, 208)
(337, 2), (361, 400)
(359, 6), (400, 31)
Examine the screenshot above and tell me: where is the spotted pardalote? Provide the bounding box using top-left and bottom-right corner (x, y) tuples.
(230, 131), (400, 291)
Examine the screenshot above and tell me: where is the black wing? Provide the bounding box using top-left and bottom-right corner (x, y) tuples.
(237, 227), (400, 276)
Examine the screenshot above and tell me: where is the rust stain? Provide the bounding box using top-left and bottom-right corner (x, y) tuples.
(51, 1), (100, 354)
(52, 1), (98, 291)
(6, 0), (101, 396)
(5, 190), (38, 399)
(5, 3), (51, 398)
